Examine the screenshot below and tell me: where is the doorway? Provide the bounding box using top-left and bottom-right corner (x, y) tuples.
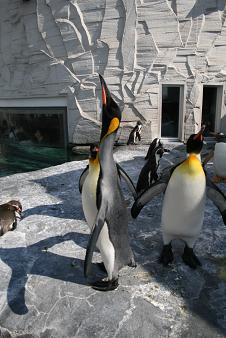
(161, 85), (183, 138)
(202, 86), (223, 137)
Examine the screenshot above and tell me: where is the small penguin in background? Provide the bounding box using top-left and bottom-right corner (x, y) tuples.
(127, 121), (142, 145)
(145, 138), (163, 160)
(82, 74), (135, 291)
(136, 143), (164, 196)
(0, 200), (22, 236)
(132, 127), (226, 269)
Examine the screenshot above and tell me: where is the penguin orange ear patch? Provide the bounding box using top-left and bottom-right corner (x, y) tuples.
(108, 117), (119, 135)
(100, 117), (120, 142)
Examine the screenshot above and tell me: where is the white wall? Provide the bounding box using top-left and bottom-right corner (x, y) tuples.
(0, 0), (226, 143)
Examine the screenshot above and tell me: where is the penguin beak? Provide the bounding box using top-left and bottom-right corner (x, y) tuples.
(99, 74), (121, 141)
(16, 211), (22, 220)
(194, 125), (205, 141)
(12, 205), (22, 219)
(16, 207), (22, 219)
(90, 146), (99, 159)
(99, 74), (110, 107)
(93, 146), (99, 152)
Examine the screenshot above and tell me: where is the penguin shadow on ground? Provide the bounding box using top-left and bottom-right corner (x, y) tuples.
(0, 231), (105, 316)
(6, 153), (226, 333)
(22, 167), (86, 221)
(119, 156), (226, 336)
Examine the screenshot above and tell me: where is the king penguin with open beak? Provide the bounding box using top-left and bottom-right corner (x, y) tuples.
(131, 126), (226, 269)
(82, 74), (135, 291)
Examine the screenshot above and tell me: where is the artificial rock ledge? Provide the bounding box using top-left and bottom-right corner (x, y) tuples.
(0, 145), (226, 338)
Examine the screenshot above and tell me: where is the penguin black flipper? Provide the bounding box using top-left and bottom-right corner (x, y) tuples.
(206, 176), (226, 224)
(84, 202), (107, 278)
(131, 163), (182, 219)
(116, 163), (137, 199)
(79, 165), (89, 193)
(131, 181), (168, 218)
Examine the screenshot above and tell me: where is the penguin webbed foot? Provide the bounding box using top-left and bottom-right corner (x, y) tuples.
(182, 245), (201, 269)
(159, 243), (174, 266)
(91, 278), (119, 291)
(128, 257), (137, 268)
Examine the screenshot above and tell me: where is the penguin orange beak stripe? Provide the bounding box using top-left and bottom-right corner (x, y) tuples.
(102, 86), (107, 106)
(101, 117), (120, 142)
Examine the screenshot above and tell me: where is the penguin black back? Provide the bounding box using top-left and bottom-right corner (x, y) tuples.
(136, 145), (164, 195)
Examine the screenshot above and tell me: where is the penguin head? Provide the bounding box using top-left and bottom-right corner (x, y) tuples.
(154, 138), (163, 149)
(7, 200), (22, 218)
(152, 146), (164, 165)
(186, 126), (205, 154)
(99, 74), (121, 142)
(89, 144), (99, 160)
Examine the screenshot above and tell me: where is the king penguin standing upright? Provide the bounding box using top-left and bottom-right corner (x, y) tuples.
(132, 127), (226, 269)
(82, 74), (135, 291)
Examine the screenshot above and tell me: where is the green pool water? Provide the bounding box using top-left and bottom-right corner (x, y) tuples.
(0, 142), (88, 177)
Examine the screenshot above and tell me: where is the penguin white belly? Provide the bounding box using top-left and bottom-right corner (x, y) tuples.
(82, 169), (98, 229)
(82, 166), (115, 279)
(161, 171), (206, 240)
(213, 143), (226, 178)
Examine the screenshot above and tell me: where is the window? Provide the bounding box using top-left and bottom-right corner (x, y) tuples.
(202, 86), (223, 137)
(161, 85), (181, 138)
(0, 107), (67, 148)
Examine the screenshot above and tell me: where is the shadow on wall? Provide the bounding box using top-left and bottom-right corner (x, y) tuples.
(0, 155), (226, 335)
(186, 0), (226, 18)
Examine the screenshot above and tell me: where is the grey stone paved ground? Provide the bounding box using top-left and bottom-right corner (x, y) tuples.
(0, 144), (226, 338)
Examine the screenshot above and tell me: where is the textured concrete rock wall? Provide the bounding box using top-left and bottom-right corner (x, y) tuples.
(0, 0), (226, 143)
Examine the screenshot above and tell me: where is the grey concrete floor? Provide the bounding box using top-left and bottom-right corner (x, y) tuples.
(0, 145), (226, 338)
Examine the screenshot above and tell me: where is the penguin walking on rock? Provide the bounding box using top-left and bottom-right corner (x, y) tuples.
(127, 121), (142, 145)
(136, 140), (165, 195)
(82, 75), (135, 291)
(131, 127), (226, 269)
(0, 200), (22, 236)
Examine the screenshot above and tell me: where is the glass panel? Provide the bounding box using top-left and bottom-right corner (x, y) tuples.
(202, 86), (217, 137)
(0, 107), (67, 147)
(161, 86), (180, 137)
(0, 107), (69, 176)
